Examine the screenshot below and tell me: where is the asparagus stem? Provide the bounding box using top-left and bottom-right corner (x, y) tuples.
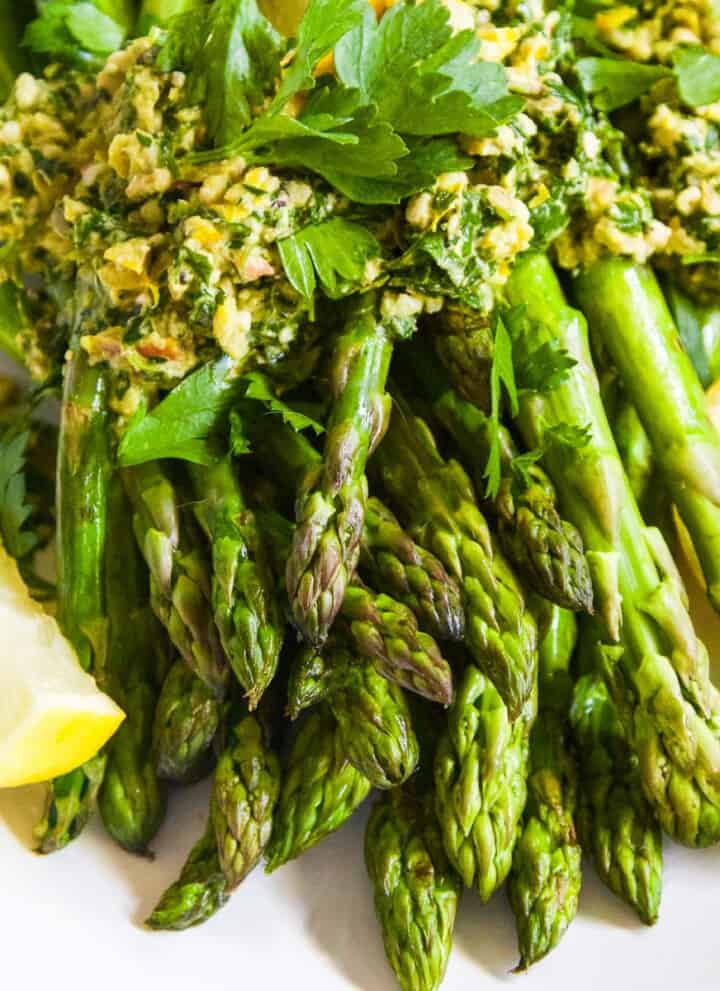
(258, 504), (453, 705)
(35, 349), (112, 853)
(146, 821), (229, 931)
(574, 258), (720, 612)
(153, 659), (222, 784)
(287, 293), (393, 646)
(325, 640), (420, 789)
(211, 710), (281, 890)
(365, 787), (460, 991)
(402, 341), (593, 613)
(190, 458), (283, 709)
(434, 661), (536, 899)
(251, 413), (464, 641)
(124, 461), (227, 695)
(373, 394), (537, 719)
(505, 253), (720, 847)
(265, 705), (372, 871)
(98, 477), (168, 854)
(570, 670), (663, 925)
(508, 603), (581, 970)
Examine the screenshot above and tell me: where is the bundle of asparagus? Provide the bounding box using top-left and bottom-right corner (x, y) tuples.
(2, 0), (720, 988)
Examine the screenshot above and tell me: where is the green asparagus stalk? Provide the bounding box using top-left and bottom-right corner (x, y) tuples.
(574, 259), (720, 612)
(401, 340), (593, 613)
(190, 458), (283, 709)
(339, 584), (453, 706)
(365, 787), (461, 991)
(153, 659), (222, 784)
(98, 477), (168, 854)
(504, 253), (720, 847)
(146, 821), (229, 931)
(360, 497), (465, 642)
(251, 413), (464, 642)
(508, 603), (581, 970)
(265, 705), (372, 871)
(124, 461), (227, 695)
(327, 642), (419, 789)
(433, 303), (494, 410)
(35, 349), (112, 853)
(287, 643), (342, 719)
(434, 661), (536, 899)
(609, 397), (654, 509)
(211, 710), (281, 890)
(373, 397), (537, 719)
(570, 671), (663, 925)
(287, 293), (393, 645)
(257, 504), (453, 705)
(287, 636), (420, 788)
(664, 281), (720, 389)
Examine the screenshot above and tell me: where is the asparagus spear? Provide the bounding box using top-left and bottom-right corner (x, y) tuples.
(327, 642), (420, 789)
(373, 397), (537, 719)
(287, 643), (342, 720)
(287, 634), (421, 788)
(153, 659), (222, 784)
(35, 349), (112, 853)
(665, 282), (720, 389)
(401, 341), (593, 613)
(508, 603), (581, 970)
(434, 661), (536, 899)
(251, 412), (464, 642)
(98, 477), (168, 854)
(433, 303), (494, 410)
(574, 258), (720, 612)
(124, 461), (227, 695)
(504, 253), (720, 847)
(360, 497), (465, 642)
(190, 458), (283, 709)
(265, 705), (372, 871)
(211, 709), (281, 890)
(287, 293), (393, 646)
(570, 672), (663, 925)
(146, 821), (229, 931)
(365, 787), (461, 991)
(257, 504), (453, 705)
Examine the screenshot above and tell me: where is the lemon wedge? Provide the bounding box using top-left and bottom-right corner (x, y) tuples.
(0, 543), (124, 788)
(674, 380), (720, 587)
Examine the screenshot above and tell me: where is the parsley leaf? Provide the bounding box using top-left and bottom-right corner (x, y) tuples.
(510, 448), (544, 487)
(24, 1), (130, 66)
(335, 0), (520, 137)
(0, 426), (39, 561)
(278, 218), (381, 301)
(576, 57), (670, 111)
(545, 422), (592, 450)
(118, 356), (245, 466)
(513, 339), (577, 392)
(244, 372), (325, 434)
(672, 46), (720, 108)
(192, 0), (285, 146)
(192, 0), (519, 204)
(483, 316), (518, 499)
(271, 0), (368, 110)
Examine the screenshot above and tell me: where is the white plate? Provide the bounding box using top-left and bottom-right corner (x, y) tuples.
(2, 561), (720, 991)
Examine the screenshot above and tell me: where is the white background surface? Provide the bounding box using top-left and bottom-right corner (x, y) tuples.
(2, 562), (720, 991)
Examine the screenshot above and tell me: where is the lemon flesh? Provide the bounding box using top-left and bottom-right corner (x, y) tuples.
(0, 544), (124, 788)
